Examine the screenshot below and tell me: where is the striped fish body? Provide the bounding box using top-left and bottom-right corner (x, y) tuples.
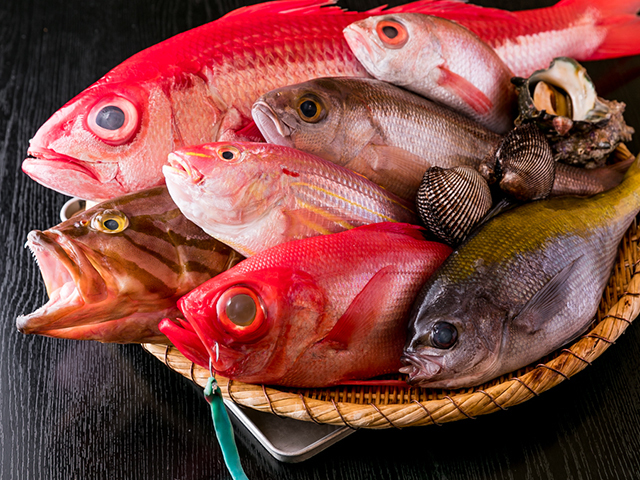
(162, 142), (417, 257)
(17, 186), (243, 344)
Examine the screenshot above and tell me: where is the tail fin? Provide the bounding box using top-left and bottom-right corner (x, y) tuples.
(558, 0), (640, 60)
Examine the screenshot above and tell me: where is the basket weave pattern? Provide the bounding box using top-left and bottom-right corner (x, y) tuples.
(143, 148), (640, 429)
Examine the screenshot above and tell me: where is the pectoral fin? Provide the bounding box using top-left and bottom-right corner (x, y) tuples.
(511, 257), (582, 334)
(323, 266), (395, 349)
(357, 144), (430, 201)
(437, 66), (492, 115)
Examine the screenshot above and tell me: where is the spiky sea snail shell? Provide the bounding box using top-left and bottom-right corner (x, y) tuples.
(513, 57), (634, 168)
(496, 123), (555, 201)
(416, 166), (493, 246)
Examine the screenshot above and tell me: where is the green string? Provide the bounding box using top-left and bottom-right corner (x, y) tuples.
(204, 377), (250, 480)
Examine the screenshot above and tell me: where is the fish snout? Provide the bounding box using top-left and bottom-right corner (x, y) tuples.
(166, 153), (204, 184)
(343, 22), (385, 69)
(400, 352), (443, 383)
(251, 101), (295, 147)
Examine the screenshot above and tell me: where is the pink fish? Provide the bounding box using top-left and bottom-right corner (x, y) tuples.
(22, 0), (640, 201)
(344, 14), (517, 133)
(159, 223), (452, 387)
(163, 142), (416, 257)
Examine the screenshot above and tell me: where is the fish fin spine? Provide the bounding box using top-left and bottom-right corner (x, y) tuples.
(437, 66), (492, 114)
(322, 265), (396, 349)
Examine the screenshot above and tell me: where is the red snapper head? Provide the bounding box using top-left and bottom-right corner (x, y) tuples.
(23, 56), (225, 202)
(168, 266), (326, 385)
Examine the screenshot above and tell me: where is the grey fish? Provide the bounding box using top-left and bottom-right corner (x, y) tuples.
(252, 77), (629, 202)
(402, 155), (640, 389)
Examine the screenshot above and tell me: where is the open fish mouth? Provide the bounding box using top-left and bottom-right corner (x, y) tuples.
(166, 153), (204, 184)
(251, 101), (296, 147)
(16, 230), (108, 334)
(400, 353), (443, 383)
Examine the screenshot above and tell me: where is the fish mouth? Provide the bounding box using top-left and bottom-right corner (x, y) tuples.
(399, 353), (444, 385)
(23, 146), (124, 201)
(16, 230), (109, 335)
(251, 101), (295, 147)
(343, 23), (386, 71)
(165, 153), (204, 184)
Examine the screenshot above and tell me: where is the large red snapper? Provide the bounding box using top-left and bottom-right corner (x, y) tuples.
(163, 142), (417, 257)
(17, 187), (243, 344)
(23, 0), (640, 201)
(159, 223), (452, 387)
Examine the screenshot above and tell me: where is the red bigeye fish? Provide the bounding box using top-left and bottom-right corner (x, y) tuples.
(162, 142), (416, 257)
(344, 14), (517, 134)
(159, 223), (452, 388)
(17, 187), (243, 344)
(23, 0), (640, 201)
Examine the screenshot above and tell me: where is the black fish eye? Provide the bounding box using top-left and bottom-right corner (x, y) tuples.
(299, 100), (318, 119)
(221, 150), (234, 160)
(431, 321), (458, 349)
(225, 293), (257, 327)
(95, 105), (125, 130)
(103, 219), (120, 231)
(382, 25), (398, 39)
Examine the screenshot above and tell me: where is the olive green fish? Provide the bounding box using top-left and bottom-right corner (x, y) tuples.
(402, 154), (640, 389)
(17, 186), (242, 344)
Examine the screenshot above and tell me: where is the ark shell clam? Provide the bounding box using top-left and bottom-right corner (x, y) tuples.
(496, 123), (555, 201)
(416, 166), (493, 246)
(513, 57), (634, 168)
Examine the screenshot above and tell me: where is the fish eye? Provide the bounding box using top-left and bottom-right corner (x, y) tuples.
(376, 20), (408, 47)
(216, 145), (242, 162)
(90, 209), (129, 234)
(431, 321), (458, 349)
(296, 96), (325, 123)
(217, 286), (266, 335)
(87, 95), (140, 145)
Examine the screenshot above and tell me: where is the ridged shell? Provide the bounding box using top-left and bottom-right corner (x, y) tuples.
(513, 57), (634, 168)
(416, 166), (493, 246)
(496, 123), (555, 201)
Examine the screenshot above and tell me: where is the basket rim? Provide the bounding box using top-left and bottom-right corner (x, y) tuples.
(143, 147), (640, 429)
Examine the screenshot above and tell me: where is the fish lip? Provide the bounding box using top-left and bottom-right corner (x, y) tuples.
(16, 230), (108, 333)
(25, 146), (101, 181)
(23, 146), (123, 200)
(166, 153), (204, 184)
(400, 352), (443, 384)
(343, 23), (386, 70)
(251, 101), (295, 146)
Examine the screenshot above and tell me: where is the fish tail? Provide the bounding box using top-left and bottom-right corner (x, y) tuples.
(556, 0), (640, 60)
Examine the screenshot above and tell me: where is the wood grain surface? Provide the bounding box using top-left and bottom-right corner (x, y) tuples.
(1, 0), (640, 478)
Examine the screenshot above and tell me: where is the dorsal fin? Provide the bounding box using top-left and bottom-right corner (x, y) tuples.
(350, 222), (427, 241)
(221, 0), (344, 20)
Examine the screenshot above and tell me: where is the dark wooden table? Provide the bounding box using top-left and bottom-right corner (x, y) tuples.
(2, 0), (640, 478)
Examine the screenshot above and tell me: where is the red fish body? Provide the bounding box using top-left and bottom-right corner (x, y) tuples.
(23, 0), (640, 201)
(159, 223), (451, 387)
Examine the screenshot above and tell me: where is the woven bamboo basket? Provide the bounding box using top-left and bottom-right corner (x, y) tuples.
(143, 145), (640, 429)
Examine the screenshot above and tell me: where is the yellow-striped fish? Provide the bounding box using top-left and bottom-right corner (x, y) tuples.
(17, 186), (243, 344)
(162, 142), (417, 257)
